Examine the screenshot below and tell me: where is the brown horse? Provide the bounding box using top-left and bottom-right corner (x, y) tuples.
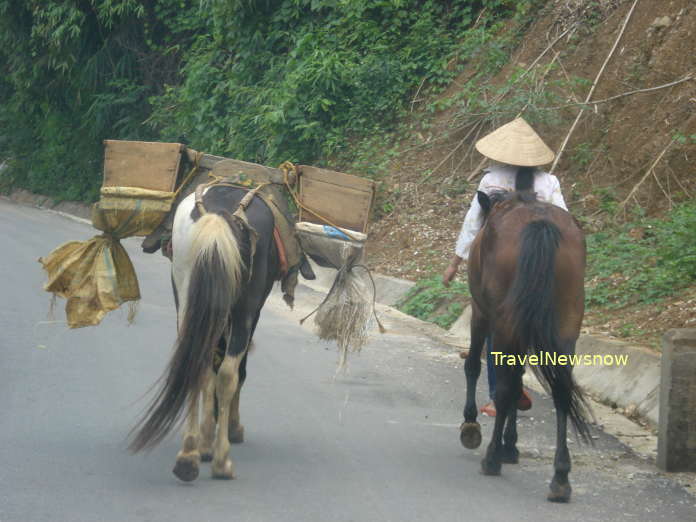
(459, 189), (591, 502)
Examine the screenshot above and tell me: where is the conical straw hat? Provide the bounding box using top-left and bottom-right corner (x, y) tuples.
(475, 118), (555, 167)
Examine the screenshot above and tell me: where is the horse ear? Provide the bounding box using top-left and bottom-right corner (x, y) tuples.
(477, 191), (491, 214)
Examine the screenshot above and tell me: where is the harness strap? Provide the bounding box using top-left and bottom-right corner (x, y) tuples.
(273, 227), (289, 277)
(194, 182), (208, 215)
(194, 178), (267, 214)
(193, 179), (288, 279)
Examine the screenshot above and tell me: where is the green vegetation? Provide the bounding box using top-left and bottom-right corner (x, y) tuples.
(617, 322), (644, 339)
(397, 276), (469, 329)
(0, 0), (542, 202)
(591, 186), (620, 215)
(571, 143), (592, 168)
(0, 0), (196, 201)
(585, 201), (696, 308)
(672, 131), (696, 146)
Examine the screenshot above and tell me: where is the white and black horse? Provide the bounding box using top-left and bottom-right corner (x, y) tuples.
(129, 185), (280, 481)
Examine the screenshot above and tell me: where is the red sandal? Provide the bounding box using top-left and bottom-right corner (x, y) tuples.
(517, 389), (533, 411)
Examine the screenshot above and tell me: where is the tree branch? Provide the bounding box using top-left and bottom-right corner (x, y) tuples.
(615, 137), (675, 217)
(550, 0), (640, 174)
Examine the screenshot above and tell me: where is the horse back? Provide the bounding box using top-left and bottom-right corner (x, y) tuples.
(195, 186), (275, 240)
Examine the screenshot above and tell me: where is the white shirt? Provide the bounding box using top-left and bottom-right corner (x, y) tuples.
(455, 164), (568, 260)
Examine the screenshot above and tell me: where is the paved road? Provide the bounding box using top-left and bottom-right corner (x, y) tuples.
(1, 199), (694, 522)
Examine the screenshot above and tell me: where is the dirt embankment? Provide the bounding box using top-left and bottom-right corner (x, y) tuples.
(361, 0), (696, 346)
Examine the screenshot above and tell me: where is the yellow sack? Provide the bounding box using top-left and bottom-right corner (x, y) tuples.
(94, 186), (174, 237)
(39, 187), (174, 328)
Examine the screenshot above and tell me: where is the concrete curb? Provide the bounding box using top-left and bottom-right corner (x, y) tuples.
(303, 261), (416, 307)
(4, 188), (662, 428)
(574, 335), (660, 426)
(4, 188), (92, 220)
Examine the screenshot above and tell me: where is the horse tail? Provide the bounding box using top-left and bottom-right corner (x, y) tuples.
(504, 220), (592, 443)
(129, 212), (244, 453)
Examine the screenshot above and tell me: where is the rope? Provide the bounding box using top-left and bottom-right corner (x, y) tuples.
(278, 161), (363, 242)
(355, 263), (387, 334)
(194, 174), (269, 216)
(172, 150), (203, 200)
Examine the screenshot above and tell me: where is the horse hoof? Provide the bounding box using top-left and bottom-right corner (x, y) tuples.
(229, 425), (245, 444)
(547, 481), (572, 503)
(212, 459), (235, 480)
(460, 422), (482, 449)
(500, 446), (519, 464)
(173, 453), (200, 482)
(480, 458), (501, 476)
(200, 450), (213, 462)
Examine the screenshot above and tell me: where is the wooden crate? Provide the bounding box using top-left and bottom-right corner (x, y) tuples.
(298, 166), (375, 234)
(103, 140), (184, 192)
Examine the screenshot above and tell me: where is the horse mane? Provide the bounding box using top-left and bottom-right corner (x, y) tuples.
(490, 189), (537, 205)
(482, 189), (538, 219)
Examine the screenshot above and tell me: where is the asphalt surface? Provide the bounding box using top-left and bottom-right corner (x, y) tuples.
(1, 198), (695, 522)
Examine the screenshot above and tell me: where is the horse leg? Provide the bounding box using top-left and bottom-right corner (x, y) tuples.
(211, 308), (257, 479)
(211, 352), (243, 479)
(227, 352), (247, 444)
(226, 287), (270, 446)
(199, 368), (216, 462)
(481, 363), (516, 476)
(172, 391), (202, 482)
(548, 357), (574, 502)
(500, 369), (522, 464)
(212, 230), (275, 473)
(547, 399), (571, 502)
(460, 303), (488, 449)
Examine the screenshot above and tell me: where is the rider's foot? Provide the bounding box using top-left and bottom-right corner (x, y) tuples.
(517, 388), (533, 411)
(480, 402), (496, 417)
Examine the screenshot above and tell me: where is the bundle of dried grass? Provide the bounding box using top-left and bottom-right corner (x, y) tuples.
(315, 262), (373, 370)
(298, 237), (385, 372)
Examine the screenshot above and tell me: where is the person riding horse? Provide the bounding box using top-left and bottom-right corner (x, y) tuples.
(443, 117), (590, 502)
(442, 118), (570, 416)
